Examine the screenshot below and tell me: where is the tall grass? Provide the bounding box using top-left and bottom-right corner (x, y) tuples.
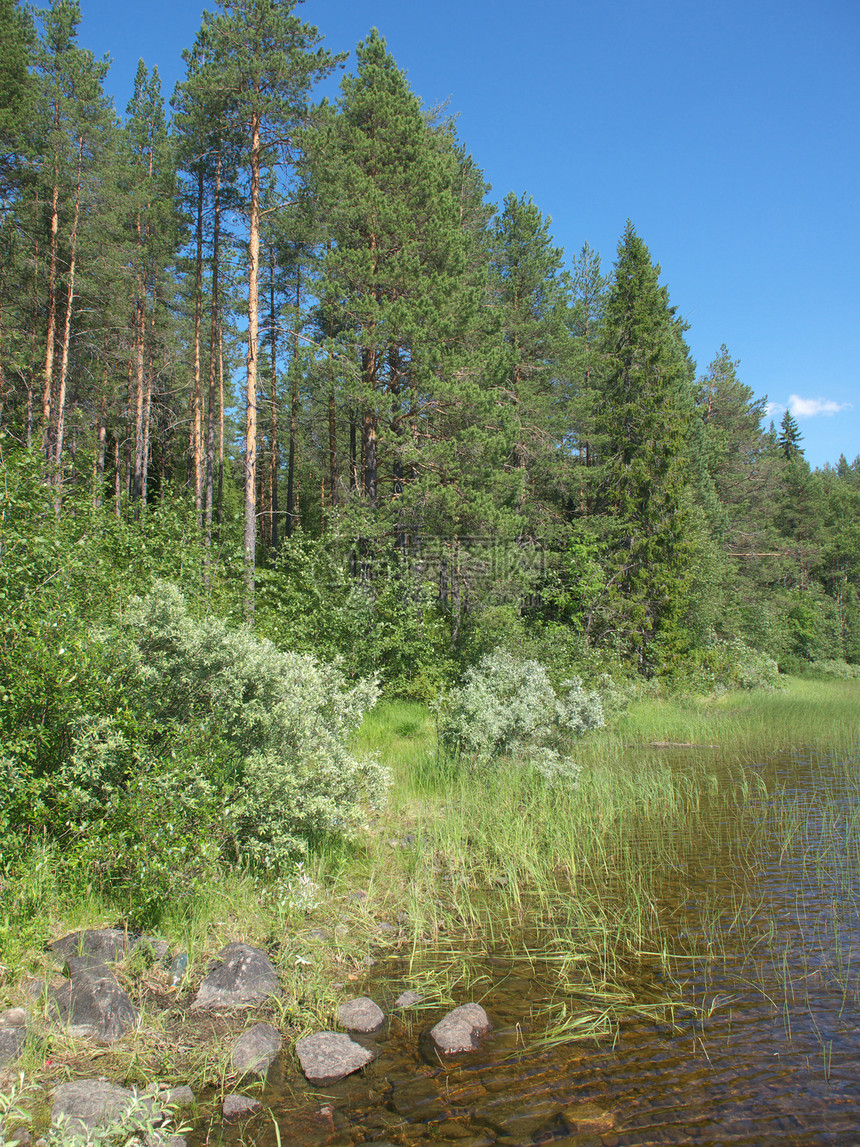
(347, 679), (860, 1045)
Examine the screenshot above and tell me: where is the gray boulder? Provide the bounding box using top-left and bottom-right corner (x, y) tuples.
(162, 1085), (195, 1109)
(295, 1031), (375, 1085)
(0, 1025), (26, 1066)
(336, 997), (385, 1033)
(50, 928), (136, 965)
(51, 1080), (157, 1135)
(222, 1094), (262, 1121)
(231, 1022), (282, 1075)
(191, 942), (281, 1011)
(0, 1008), (26, 1067)
(51, 960), (138, 1043)
(429, 1003), (491, 1055)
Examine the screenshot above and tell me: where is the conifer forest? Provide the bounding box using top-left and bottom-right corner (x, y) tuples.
(2, 0), (859, 890)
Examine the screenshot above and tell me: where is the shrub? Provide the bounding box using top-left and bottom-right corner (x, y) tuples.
(672, 635), (782, 694)
(804, 659), (860, 679)
(437, 648), (604, 775)
(104, 582), (388, 871)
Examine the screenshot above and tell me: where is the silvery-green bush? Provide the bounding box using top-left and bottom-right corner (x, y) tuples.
(438, 649), (604, 772)
(94, 582), (387, 870)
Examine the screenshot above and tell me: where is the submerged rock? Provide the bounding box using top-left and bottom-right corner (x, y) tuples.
(430, 1003), (491, 1055)
(231, 1022), (282, 1075)
(394, 990), (424, 1009)
(50, 960), (138, 1043)
(191, 942), (281, 1010)
(563, 1101), (616, 1134)
(336, 996), (385, 1033)
(222, 1093), (262, 1121)
(295, 1031), (375, 1084)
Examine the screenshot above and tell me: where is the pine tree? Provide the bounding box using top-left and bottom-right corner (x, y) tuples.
(487, 191), (573, 537)
(307, 30), (477, 520)
(198, 0), (342, 614)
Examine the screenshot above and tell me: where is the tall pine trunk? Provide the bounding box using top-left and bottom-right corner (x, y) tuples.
(191, 165), (205, 517)
(204, 153), (221, 552)
(52, 138), (84, 483)
(243, 105), (261, 617)
(269, 247), (279, 549)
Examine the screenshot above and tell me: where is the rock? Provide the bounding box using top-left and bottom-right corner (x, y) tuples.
(50, 928), (137, 965)
(563, 1102), (616, 1133)
(232, 1022), (282, 1075)
(143, 938), (171, 962)
(50, 959), (138, 1043)
(336, 997), (384, 1033)
(429, 1003), (491, 1055)
(0, 1008), (27, 1027)
(394, 990), (424, 1009)
(222, 1094), (262, 1121)
(295, 1031), (375, 1085)
(51, 1080), (157, 1135)
(162, 1085), (194, 1109)
(191, 943), (281, 1011)
(0, 1025), (26, 1066)
(306, 928), (331, 942)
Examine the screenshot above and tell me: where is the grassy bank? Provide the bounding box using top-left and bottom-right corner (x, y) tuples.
(2, 678), (858, 1122)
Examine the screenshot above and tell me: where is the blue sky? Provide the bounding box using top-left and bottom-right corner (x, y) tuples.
(78, 0), (859, 469)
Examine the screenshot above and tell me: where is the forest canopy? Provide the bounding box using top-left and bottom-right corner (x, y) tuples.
(1, 0), (858, 700)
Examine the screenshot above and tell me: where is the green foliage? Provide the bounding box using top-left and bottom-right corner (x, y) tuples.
(0, 1074), (190, 1146)
(107, 582), (387, 871)
(438, 648), (604, 783)
(592, 222), (699, 665)
(257, 532), (459, 699)
(670, 635), (782, 695)
(804, 659), (860, 679)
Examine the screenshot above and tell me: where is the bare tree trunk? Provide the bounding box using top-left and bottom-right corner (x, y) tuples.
(131, 288), (145, 517)
(204, 153), (221, 553)
(269, 250), (280, 550)
(114, 439), (121, 518)
(349, 409), (357, 492)
(286, 265), (301, 537)
(53, 139), (84, 485)
(217, 322), (224, 532)
(141, 308), (155, 505)
(191, 165), (204, 517)
(328, 384), (338, 509)
(244, 106), (261, 617)
(41, 172), (60, 459)
(94, 390), (106, 508)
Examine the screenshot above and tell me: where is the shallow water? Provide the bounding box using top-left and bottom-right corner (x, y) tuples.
(199, 749), (860, 1145)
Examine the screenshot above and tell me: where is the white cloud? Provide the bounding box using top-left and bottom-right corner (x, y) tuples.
(788, 394), (853, 418)
(765, 401), (785, 418)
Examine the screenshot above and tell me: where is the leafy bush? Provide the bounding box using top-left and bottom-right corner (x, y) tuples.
(804, 659), (860, 679)
(104, 582), (388, 871)
(437, 648), (604, 776)
(671, 635), (782, 694)
(257, 533), (459, 699)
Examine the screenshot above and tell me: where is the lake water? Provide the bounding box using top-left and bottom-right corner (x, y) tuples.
(199, 748), (860, 1145)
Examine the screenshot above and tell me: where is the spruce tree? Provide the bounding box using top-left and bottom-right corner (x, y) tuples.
(594, 222), (698, 665)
